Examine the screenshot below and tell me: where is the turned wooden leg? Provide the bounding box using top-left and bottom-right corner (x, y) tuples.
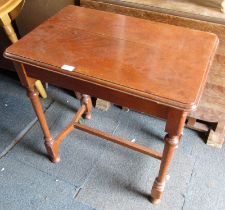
(1, 14), (18, 43)
(150, 109), (187, 204)
(81, 94), (92, 120)
(150, 134), (179, 204)
(27, 88), (60, 163)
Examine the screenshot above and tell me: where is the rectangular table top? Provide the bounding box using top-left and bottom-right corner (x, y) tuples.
(5, 5), (218, 111)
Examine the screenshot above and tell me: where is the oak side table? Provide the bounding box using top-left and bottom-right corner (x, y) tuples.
(4, 6), (218, 204)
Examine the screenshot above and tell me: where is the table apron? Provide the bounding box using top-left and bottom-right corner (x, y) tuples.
(25, 64), (169, 120)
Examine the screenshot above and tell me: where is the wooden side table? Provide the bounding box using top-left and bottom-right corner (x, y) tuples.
(4, 6), (218, 204)
(80, 0), (225, 147)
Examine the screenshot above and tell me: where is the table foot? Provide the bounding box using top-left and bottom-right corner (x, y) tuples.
(150, 179), (165, 204)
(149, 197), (161, 205)
(51, 156), (61, 163)
(85, 113), (92, 120)
(44, 137), (60, 163)
(149, 134), (179, 203)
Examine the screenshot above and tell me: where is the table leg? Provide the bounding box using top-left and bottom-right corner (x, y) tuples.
(150, 109), (187, 204)
(27, 88), (59, 163)
(74, 92), (92, 118)
(1, 14), (18, 43)
(150, 134), (179, 204)
(82, 94), (92, 120)
(40, 93), (92, 163)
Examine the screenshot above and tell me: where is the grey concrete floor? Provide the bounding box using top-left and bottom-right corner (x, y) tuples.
(0, 71), (225, 210)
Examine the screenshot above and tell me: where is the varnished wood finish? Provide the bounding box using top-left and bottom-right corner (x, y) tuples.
(74, 123), (162, 160)
(80, 0), (225, 147)
(4, 6), (218, 204)
(82, 94), (92, 119)
(15, 63), (171, 120)
(53, 104), (87, 159)
(4, 6), (218, 111)
(150, 109), (187, 203)
(27, 88), (59, 163)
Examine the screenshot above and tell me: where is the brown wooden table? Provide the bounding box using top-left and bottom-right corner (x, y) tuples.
(4, 6), (218, 204)
(81, 0), (225, 148)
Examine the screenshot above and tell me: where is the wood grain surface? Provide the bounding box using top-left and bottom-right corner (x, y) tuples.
(4, 6), (218, 111)
(80, 0), (225, 147)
